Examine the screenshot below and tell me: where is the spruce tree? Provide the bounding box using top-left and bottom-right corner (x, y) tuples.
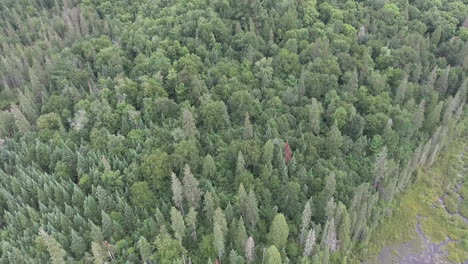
(234, 217), (248, 253)
(268, 213), (289, 249)
(245, 189), (259, 230)
(186, 207), (198, 241)
(138, 236), (152, 264)
(38, 228), (66, 264)
(300, 200), (312, 245)
(303, 228), (316, 257)
(183, 164), (202, 209)
(265, 246), (281, 264)
(213, 222), (225, 260)
(204, 191), (216, 224)
(170, 207), (186, 242)
(171, 172), (184, 214)
(245, 236), (255, 263)
(243, 112), (254, 139)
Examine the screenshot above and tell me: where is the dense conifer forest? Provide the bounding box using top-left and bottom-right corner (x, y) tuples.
(0, 0), (467, 263)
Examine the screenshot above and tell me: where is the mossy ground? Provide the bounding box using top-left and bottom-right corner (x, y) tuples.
(355, 137), (468, 263)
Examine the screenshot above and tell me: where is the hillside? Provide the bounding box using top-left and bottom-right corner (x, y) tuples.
(357, 119), (468, 263)
(0, 0), (467, 263)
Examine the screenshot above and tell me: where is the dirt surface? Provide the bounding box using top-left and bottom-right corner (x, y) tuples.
(376, 215), (453, 264)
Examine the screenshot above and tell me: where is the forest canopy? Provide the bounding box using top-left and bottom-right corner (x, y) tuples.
(0, 0), (467, 263)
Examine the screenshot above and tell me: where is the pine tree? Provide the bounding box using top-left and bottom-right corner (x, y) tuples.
(262, 140), (275, 165)
(322, 246), (330, 264)
(213, 207), (228, 236)
(183, 164), (202, 209)
(395, 75), (408, 104)
(225, 202), (235, 223)
(202, 154), (217, 180)
(243, 112), (253, 139)
(303, 228), (316, 257)
(170, 207), (186, 242)
(18, 89), (38, 123)
(324, 172), (336, 201)
(71, 229), (86, 258)
(91, 241), (107, 264)
(123, 203), (135, 232)
(326, 124), (343, 157)
(234, 217), (248, 253)
(90, 222), (104, 244)
(236, 151), (246, 177)
(309, 98), (322, 135)
(182, 108), (197, 139)
(321, 217), (337, 252)
(336, 204), (351, 253)
(300, 200), (312, 245)
(423, 101), (443, 132)
(38, 228), (66, 264)
(245, 189), (259, 230)
(413, 99), (426, 132)
(138, 236), (152, 264)
(238, 183), (248, 218)
(171, 172), (184, 214)
(213, 222), (225, 260)
(186, 207), (198, 241)
(373, 146), (388, 192)
(11, 105), (31, 135)
(268, 213), (289, 249)
(101, 210), (113, 240)
(325, 197), (336, 221)
(436, 66), (449, 95)
(265, 245), (281, 264)
(229, 249), (246, 264)
(204, 191), (216, 224)
(245, 236), (255, 263)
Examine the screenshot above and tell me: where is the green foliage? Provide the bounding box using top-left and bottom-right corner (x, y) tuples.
(0, 0), (465, 263)
(268, 213), (290, 250)
(265, 246), (282, 264)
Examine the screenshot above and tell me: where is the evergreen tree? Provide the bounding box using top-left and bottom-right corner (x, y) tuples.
(243, 112), (254, 139)
(183, 165), (202, 209)
(436, 67), (449, 96)
(265, 246), (282, 264)
(202, 154), (217, 180)
(171, 207), (186, 242)
(171, 172), (185, 214)
(336, 204), (351, 253)
(182, 108), (198, 139)
(204, 191), (216, 224)
(234, 217), (248, 253)
(321, 217), (337, 252)
(300, 200), (312, 245)
(70, 229), (86, 258)
(186, 207), (198, 241)
(138, 236), (152, 264)
(213, 207), (228, 236)
(245, 189), (260, 230)
(229, 249), (246, 264)
(268, 213), (289, 249)
(91, 242), (107, 264)
(245, 236), (255, 263)
(213, 222), (225, 260)
(38, 228), (66, 264)
(303, 228), (316, 257)
(309, 98), (322, 135)
(11, 105), (31, 135)
(236, 151), (246, 178)
(101, 211), (113, 240)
